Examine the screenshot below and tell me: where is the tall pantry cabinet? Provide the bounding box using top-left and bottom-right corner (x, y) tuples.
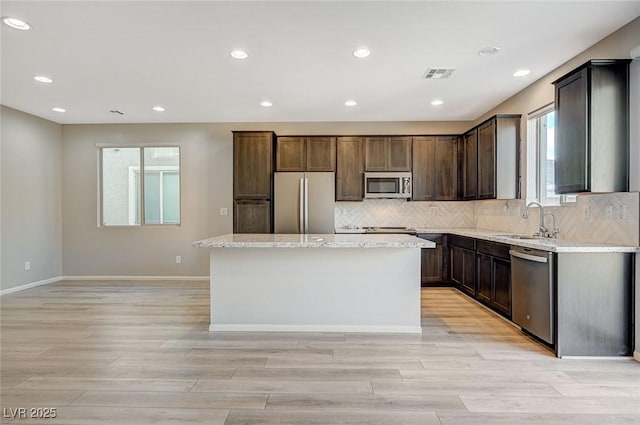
(233, 131), (275, 233)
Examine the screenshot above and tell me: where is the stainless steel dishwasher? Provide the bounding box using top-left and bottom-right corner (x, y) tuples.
(510, 246), (554, 344)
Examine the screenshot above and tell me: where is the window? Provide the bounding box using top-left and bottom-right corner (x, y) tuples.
(100, 146), (180, 226)
(527, 107), (560, 206)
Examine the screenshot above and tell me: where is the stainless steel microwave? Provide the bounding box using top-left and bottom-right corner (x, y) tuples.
(364, 172), (412, 199)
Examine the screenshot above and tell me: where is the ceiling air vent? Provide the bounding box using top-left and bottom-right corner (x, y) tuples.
(110, 110), (124, 115)
(423, 68), (455, 79)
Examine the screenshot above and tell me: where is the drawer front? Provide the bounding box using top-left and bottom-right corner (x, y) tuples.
(476, 239), (510, 260)
(417, 233), (444, 244)
(449, 235), (475, 250)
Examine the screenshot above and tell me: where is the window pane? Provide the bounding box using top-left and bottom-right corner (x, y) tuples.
(544, 112), (555, 199)
(144, 171), (161, 224)
(143, 147), (180, 224)
(162, 172), (180, 224)
(102, 148), (140, 225)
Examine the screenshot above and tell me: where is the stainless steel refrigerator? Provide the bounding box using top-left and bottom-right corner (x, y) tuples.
(274, 172), (335, 234)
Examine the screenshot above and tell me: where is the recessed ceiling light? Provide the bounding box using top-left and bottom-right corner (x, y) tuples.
(152, 105), (165, 112)
(1, 17), (31, 30)
(430, 99), (444, 106)
(353, 48), (371, 58)
(260, 100), (273, 107)
(34, 75), (53, 83)
(52, 107), (66, 113)
(230, 49), (248, 59)
(513, 69), (531, 77)
(345, 100), (357, 107)
(477, 46), (500, 56)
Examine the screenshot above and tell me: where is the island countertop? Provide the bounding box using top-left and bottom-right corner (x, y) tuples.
(194, 233), (435, 249)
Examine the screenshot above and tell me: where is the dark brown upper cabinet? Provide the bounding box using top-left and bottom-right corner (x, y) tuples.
(553, 59), (630, 194)
(477, 120), (496, 199)
(307, 137), (336, 172)
(336, 137), (364, 201)
(364, 136), (411, 172)
(276, 136), (336, 172)
(412, 136), (457, 201)
(233, 131), (275, 199)
(276, 137), (306, 171)
(460, 115), (521, 200)
(460, 130), (478, 200)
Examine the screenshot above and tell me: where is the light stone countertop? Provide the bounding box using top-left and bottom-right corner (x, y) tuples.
(414, 228), (640, 253)
(333, 227), (367, 234)
(194, 233), (435, 249)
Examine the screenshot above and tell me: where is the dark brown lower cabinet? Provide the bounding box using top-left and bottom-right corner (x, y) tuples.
(448, 236), (511, 318)
(450, 236), (476, 296)
(418, 234), (449, 286)
(492, 257), (511, 316)
(233, 200), (271, 233)
(475, 240), (512, 318)
(476, 253), (493, 304)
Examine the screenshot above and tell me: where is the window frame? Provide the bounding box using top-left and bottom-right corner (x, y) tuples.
(526, 105), (576, 207)
(97, 144), (182, 227)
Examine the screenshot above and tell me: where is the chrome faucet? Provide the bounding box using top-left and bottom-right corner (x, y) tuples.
(522, 201), (547, 237)
(543, 212), (560, 239)
(522, 201), (560, 238)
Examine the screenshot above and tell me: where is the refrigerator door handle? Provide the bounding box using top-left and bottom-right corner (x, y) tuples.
(299, 178), (305, 233)
(304, 178), (309, 234)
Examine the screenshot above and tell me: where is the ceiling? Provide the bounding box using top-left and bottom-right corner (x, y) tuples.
(1, 1), (639, 124)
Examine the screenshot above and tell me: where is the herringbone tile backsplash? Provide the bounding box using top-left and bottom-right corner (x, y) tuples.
(336, 192), (639, 246)
(335, 199), (475, 229)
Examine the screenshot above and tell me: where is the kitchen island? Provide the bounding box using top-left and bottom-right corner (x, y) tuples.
(194, 234), (434, 333)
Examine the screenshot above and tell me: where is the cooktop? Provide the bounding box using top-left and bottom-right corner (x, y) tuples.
(364, 226), (417, 235)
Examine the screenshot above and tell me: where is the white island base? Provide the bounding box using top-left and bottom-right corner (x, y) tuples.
(196, 234), (432, 334)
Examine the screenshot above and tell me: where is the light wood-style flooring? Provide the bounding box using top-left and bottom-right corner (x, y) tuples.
(1, 281), (639, 424)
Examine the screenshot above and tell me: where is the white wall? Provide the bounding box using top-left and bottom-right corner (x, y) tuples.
(1, 106), (62, 291)
(61, 124), (230, 277)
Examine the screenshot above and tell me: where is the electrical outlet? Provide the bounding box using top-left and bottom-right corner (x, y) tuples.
(605, 204), (614, 219)
(24, 261), (31, 271)
(582, 205), (591, 219)
(619, 204), (627, 220)
(175, 256), (182, 264)
(219, 208), (228, 216)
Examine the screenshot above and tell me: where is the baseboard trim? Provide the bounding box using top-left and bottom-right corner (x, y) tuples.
(62, 275), (209, 281)
(561, 355), (634, 360)
(1, 275), (209, 295)
(209, 324), (423, 334)
(634, 351), (640, 363)
(0, 276), (62, 296)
